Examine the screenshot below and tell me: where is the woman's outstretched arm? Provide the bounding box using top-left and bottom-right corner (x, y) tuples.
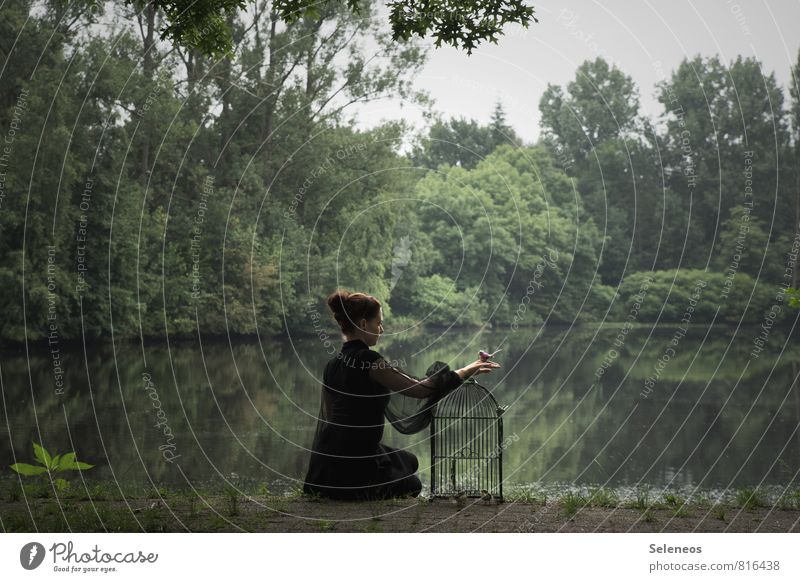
(368, 358), (463, 399)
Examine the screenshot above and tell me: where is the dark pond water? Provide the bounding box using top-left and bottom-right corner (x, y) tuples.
(2, 324), (799, 496)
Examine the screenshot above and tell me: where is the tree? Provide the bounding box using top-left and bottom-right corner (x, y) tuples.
(144, 0), (539, 57)
(789, 48), (800, 296)
(539, 57), (641, 166)
(538, 57), (645, 284)
(655, 54), (791, 267)
(411, 102), (519, 170)
(489, 100), (519, 147)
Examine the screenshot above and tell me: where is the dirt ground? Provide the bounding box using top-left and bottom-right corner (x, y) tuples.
(3, 496), (799, 533)
(237, 498), (800, 533)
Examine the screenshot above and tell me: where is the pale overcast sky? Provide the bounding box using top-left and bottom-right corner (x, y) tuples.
(355, 0), (800, 145)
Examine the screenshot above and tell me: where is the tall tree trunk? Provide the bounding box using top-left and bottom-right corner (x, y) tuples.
(262, 11), (278, 159)
(139, 2), (157, 187)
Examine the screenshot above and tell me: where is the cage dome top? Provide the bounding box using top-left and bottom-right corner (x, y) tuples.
(435, 378), (502, 418)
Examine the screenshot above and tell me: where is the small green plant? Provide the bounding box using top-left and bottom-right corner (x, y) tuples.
(363, 519), (382, 532)
(588, 487), (618, 508)
(559, 491), (587, 517)
(786, 287), (800, 308)
(223, 483), (239, 516)
(735, 486), (767, 510)
(663, 492), (680, 506)
(774, 489), (800, 510)
(632, 487), (650, 511)
(507, 486), (547, 504)
(672, 504), (692, 518)
(10, 442), (93, 496)
(642, 508), (656, 523)
(713, 504), (726, 521)
(315, 519), (336, 532)
(10, 442), (94, 477)
(693, 494), (712, 508)
(182, 489), (201, 517)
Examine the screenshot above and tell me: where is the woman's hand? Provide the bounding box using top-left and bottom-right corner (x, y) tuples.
(456, 358), (501, 380)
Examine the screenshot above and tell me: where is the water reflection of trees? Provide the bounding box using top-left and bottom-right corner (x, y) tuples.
(2, 326), (798, 490)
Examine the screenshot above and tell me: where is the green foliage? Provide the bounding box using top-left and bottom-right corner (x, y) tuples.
(559, 491), (587, 517)
(411, 102), (521, 170)
(1, 4), (799, 349)
(139, 0), (538, 57)
(539, 57), (640, 164)
(588, 487), (618, 508)
(631, 487), (651, 511)
(10, 442), (94, 478)
(735, 486), (768, 510)
(787, 288), (800, 309)
(387, 0), (538, 54)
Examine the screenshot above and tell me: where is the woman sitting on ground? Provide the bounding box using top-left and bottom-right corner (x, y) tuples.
(302, 289), (500, 501)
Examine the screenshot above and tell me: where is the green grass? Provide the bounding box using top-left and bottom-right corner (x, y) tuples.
(559, 491), (588, 517)
(2, 478), (795, 532)
(734, 487), (767, 510)
(363, 519), (382, 532)
(713, 504), (726, 521)
(776, 490), (800, 510)
(588, 487), (618, 508)
(692, 493), (712, 508)
(314, 519), (336, 532)
(507, 487), (547, 504)
(672, 504), (693, 518)
(223, 484), (240, 516)
(629, 487), (651, 511)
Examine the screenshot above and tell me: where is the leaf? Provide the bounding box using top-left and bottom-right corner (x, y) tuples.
(10, 463), (48, 476)
(51, 454), (62, 470)
(54, 452), (93, 472)
(55, 452), (77, 471)
(54, 478), (71, 492)
(33, 442), (52, 468)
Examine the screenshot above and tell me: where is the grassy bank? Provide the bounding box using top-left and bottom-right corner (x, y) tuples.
(2, 479), (799, 533)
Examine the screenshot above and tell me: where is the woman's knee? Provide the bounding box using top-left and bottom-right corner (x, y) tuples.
(398, 450), (418, 473)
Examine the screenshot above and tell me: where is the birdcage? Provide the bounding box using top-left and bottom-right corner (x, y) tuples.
(430, 377), (506, 501)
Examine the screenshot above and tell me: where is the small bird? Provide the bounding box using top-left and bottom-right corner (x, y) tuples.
(480, 489), (493, 502)
(479, 348), (503, 362)
(452, 490), (468, 505)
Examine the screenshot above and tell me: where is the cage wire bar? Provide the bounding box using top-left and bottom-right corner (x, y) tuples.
(430, 377), (505, 500)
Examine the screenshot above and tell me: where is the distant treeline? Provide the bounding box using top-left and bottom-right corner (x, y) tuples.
(1, 1), (798, 344)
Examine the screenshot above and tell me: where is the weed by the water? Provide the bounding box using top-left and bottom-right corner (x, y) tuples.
(223, 484), (240, 516)
(507, 487), (547, 504)
(631, 487), (651, 511)
(777, 490), (800, 510)
(693, 494), (712, 508)
(315, 519), (336, 532)
(713, 504), (726, 521)
(672, 504), (692, 518)
(559, 491), (587, 517)
(734, 487), (767, 510)
(588, 487), (618, 508)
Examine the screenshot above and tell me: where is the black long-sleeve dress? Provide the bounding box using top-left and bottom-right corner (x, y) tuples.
(302, 338), (464, 500)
